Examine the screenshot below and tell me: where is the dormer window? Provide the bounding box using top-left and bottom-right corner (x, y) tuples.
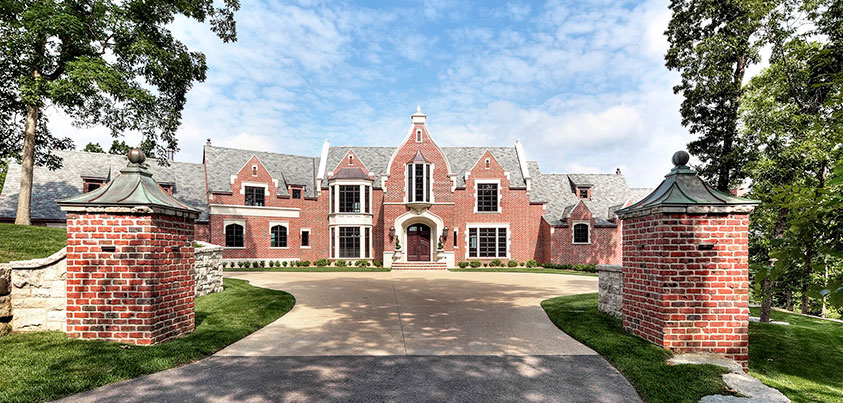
(291, 186), (302, 199)
(577, 187), (591, 199)
(82, 178), (106, 193)
(245, 186), (265, 206)
(159, 183), (174, 195)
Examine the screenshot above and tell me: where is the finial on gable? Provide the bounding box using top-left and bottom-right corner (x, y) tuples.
(411, 105), (426, 124)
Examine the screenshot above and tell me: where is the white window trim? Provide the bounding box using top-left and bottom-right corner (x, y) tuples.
(300, 227), (311, 249)
(464, 223), (510, 259)
(269, 221), (290, 249)
(406, 162), (433, 203)
(223, 219), (246, 249)
(251, 164), (258, 176)
(572, 221), (591, 244)
(240, 181), (270, 196)
(474, 179), (502, 214)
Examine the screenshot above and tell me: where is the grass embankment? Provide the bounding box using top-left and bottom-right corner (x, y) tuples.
(542, 294), (843, 403)
(541, 293), (731, 403)
(224, 266), (390, 272)
(0, 278), (295, 403)
(450, 267), (597, 276)
(748, 307), (843, 402)
(0, 223), (66, 263)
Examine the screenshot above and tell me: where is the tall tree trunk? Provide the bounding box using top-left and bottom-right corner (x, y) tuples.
(717, 52), (747, 192)
(14, 103), (38, 226)
(786, 289), (793, 311)
(801, 249), (814, 315)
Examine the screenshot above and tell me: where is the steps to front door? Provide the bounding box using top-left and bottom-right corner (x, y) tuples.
(391, 262), (448, 271)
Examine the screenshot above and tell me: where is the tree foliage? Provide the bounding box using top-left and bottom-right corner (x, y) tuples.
(82, 142), (103, 153)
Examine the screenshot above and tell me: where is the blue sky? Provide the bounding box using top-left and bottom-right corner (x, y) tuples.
(50, 0), (711, 188)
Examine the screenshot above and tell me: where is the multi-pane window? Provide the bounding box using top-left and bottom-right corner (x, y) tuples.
(331, 228), (336, 258)
(292, 188), (302, 199)
(83, 179), (105, 193)
(407, 163), (430, 202)
(245, 186), (265, 206)
(578, 188), (589, 199)
(270, 225), (287, 248)
(365, 227), (371, 258)
(339, 227), (361, 258)
(476, 183), (498, 212)
(573, 223), (590, 244)
(225, 224), (244, 247)
(339, 185), (360, 213)
(301, 230), (310, 247)
(365, 186), (370, 213)
(468, 227), (507, 258)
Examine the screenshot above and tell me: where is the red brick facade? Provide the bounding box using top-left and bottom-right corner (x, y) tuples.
(547, 201), (623, 264)
(65, 212), (196, 345)
(621, 211), (751, 366)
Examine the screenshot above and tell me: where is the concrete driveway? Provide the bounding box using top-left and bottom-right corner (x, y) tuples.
(62, 271), (641, 403)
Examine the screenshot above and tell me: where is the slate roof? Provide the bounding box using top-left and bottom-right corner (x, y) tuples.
(527, 161), (653, 227)
(325, 146), (527, 189)
(0, 150), (209, 222)
(203, 145), (318, 198)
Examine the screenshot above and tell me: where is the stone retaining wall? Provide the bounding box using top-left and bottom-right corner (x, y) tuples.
(0, 263), (11, 336)
(597, 264), (623, 319)
(194, 242), (224, 297)
(9, 248), (67, 332)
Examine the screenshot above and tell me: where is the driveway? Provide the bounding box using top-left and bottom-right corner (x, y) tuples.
(62, 271), (641, 403)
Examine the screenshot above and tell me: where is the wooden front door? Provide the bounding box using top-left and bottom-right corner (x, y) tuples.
(407, 224), (431, 261)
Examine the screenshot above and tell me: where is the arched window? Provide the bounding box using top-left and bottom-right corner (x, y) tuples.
(416, 129), (423, 142)
(271, 225), (287, 248)
(407, 163), (430, 202)
(348, 154), (354, 165)
(573, 223), (590, 244)
(225, 224), (244, 247)
(251, 165), (258, 176)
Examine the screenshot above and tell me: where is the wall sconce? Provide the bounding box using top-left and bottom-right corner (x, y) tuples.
(389, 226), (395, 240)
(442, 226), (449, 241)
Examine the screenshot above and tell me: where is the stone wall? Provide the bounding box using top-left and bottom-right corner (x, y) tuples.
(194, 242), (224, 296)
(8, 248), (67, 333)
(597, 264), (622, 318)
(0, 263), (10, 336)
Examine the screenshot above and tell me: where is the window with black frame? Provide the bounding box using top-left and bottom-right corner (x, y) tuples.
(573, 223), (590, 243)
(271, 225), (287, 247)
(468, 227), (507, 258)
(476, 183), (498, 212)
(339, 227), (361, 258)
(244, 186), (265, 206)
(292, 188), (302, 199)
(225, 224), (244, 247)
(339, 185), (360, 212)
(301, 230), (310, 247)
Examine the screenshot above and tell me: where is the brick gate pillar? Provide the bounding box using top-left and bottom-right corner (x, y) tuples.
(615, 151), (758, 368)
(58, 149), (200, 345)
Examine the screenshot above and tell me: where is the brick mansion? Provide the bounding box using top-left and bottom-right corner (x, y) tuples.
(0, 109), (652, 268)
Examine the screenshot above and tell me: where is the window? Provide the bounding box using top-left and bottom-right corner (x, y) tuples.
(291, 187), (302, 199)
(416, 129), (422, 142)
(476, 183), (498, 212)
(578, 188), (590, 199)
(485, 158), (490, 169)
(225, 224), (244, 247)
(468, 227), (507, 258)
(573, 223), (590, 244)
(252, 165), (258, 176)
(365, 186), (370, 213)
(454, 230), (458, 248)
(365, 227), (370, 258)
(301, 230), (310, 247)
(339, 227), (361, 258)
(245, 186), (265, 206)
(339, 185), (361, 213)
(330, 185), (335, 213)
(348, 155), (354, 165)
(331, 228), (335, 258)
(83, 179), (105, 193)
(271, 225), (287, 248)
(159, 183), (173, 195)
(407, 163), (430, 202)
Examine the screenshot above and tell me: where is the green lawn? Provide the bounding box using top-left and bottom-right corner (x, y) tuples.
(450, 267), (597, 276)
(0, 223), (67, 263)
(225, 266), (390, 272)
(541, 293), (731, 403)
(748, 307), (843, 403)
(0, 278), (295, 403)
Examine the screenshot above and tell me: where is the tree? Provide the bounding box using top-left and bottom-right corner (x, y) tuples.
(108, 139), (131, 156)
(0, 1), (239, 225)
(82, 142), (104, 153)
(665, 0), (775, 191)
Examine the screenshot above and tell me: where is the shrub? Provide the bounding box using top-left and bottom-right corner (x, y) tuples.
(355, 260), (370, 267)
(252, 261), (259, 268)
(489, 259), (503, 267)
(315, 258), (329, 267)
(335, 259), (347, 267)
(469, 260), (481, 268)
(526, 259), (537, 268)
(507, 260), (518, 268)
(520, 261), (526, 267)
(576, 264), (597, 273)
(259, 260), (265, 268)
(483, 263), (488, 267)
(274, 261), (280, 267)
(373, 260), (382, 267)
(458, 261), (469, 268)
(282, 261), (288, 267)
(299, 260), (311, 267)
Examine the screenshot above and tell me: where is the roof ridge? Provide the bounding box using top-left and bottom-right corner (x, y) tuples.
(206, 144), (316, 159)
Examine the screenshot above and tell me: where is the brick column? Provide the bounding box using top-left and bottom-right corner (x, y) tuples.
(59, 149), (200, 345)
(616, 151), (757, 369)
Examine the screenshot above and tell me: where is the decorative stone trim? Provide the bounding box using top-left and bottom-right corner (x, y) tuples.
(9, 247), (68, 333)
(616, 204), (756, 219)
(59, 204), (199, 219)
(597, 264), (622, 318)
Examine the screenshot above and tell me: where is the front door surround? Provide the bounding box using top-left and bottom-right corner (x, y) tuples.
(407, 223), (431, 261)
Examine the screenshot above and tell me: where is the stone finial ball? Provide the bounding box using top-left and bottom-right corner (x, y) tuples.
(672, 150), (690, 167)
(128, 148), (146, 164)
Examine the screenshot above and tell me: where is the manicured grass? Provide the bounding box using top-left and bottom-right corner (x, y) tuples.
(0, 223), (67, 263)
(748, 307), (843, 403)
(450, 267), (597, 276)
(0, 278), (295, 403)
(541, 293), (730, 403)
(224, 266), (390, 272)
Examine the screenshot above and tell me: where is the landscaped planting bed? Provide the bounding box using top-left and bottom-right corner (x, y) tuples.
(451, 260), (598, 276)
(0, 278), (295, 403)
(222, 259), (390, 272)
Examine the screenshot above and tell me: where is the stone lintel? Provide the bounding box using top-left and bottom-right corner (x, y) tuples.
(596, 264), (622, 273)
(59, 204), (199, 219)
(617, 204), (755, 220)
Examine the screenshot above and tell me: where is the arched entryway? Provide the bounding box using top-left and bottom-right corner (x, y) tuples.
(406, 223), (431, 261)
